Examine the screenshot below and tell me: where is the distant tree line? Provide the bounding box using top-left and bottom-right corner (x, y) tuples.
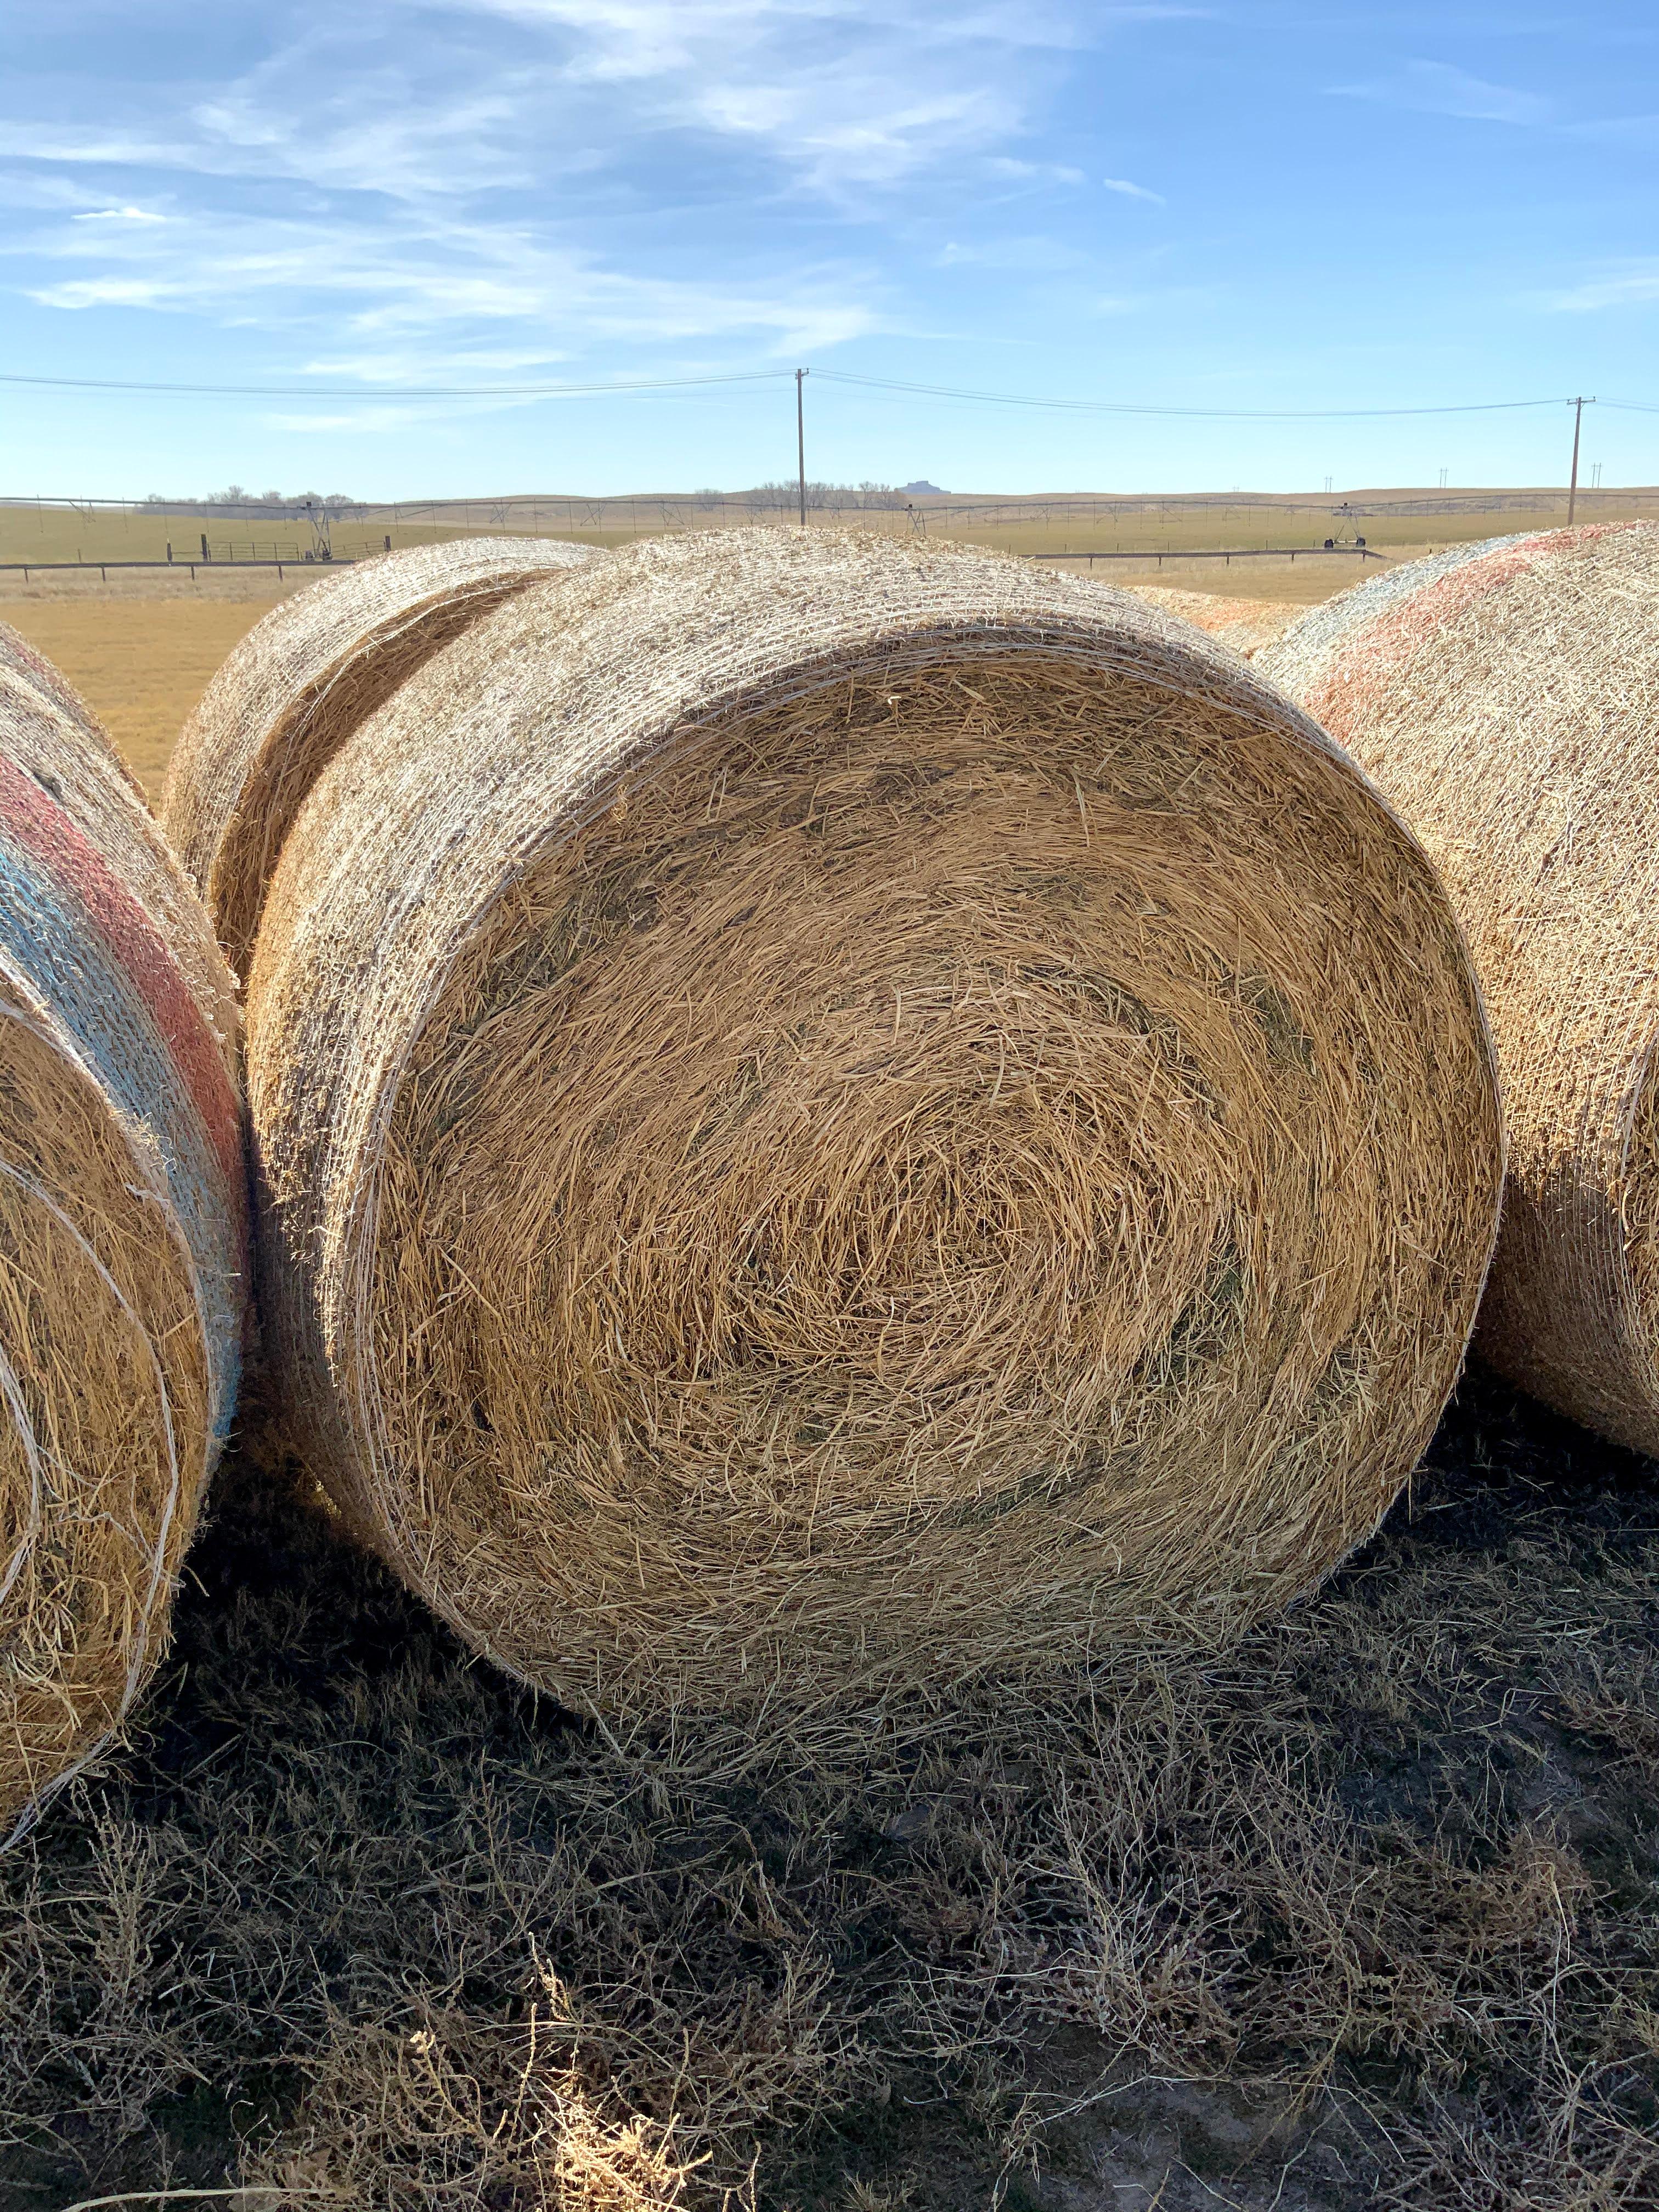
(744, 481), (907, 511)
(141, 488), (359, 516)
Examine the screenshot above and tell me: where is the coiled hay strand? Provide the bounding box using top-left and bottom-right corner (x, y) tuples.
(0, 634), (246, 1838)
(1124, 586), (1302, 660)
(247, 527), (1502, 1715)
(161, 535), (599, 972)
(1261, 521), (1659, 1456)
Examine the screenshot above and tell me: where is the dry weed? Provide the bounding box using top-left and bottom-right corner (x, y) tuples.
(0, 1367), (1654, 2211)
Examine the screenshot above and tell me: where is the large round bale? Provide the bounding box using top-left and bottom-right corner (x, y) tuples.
(0, 624), (246, 1837)
(162, 536), (598, 972)
(1261, 521), (1659, 1455)
(247, 529), (1502, 1714)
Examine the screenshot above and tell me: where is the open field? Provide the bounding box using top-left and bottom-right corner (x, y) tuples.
(7, 484), (1657, 578)
(0, 502), (1578, 812)
(8, 486), (1654, 741)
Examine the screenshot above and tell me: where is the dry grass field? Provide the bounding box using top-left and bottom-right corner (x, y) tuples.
(0, 547), (1655, 2212)
(0, 573), (301, 798)
(8, 483), (1658, 591)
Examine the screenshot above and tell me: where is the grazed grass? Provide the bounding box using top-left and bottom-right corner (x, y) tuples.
(0, 1365), (1654, 2211)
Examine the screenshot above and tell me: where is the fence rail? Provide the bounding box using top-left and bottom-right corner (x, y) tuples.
(2, 544), (1391, 583)
(1027, 545), (1391, 565)
(0, 558), (357, 580)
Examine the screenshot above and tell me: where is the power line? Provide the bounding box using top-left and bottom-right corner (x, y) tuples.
(811, 370), (1583, 422)
(0, 368), (792, 400)
(0, 366), (1620, 419)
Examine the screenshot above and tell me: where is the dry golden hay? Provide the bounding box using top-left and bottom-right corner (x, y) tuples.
(1262, 521), (1659, 1457)
(1125, 586), (1303, 659)
(246, 528), (1502, 1716)
(0, 622), (246, 1839)
(161, 534), (599, 973)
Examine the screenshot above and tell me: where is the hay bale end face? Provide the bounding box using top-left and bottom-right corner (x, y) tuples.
(1262, 522), (1659, 1456)
(0, 624), (246, 1837)
(249, 530), (1502, 1713)
(161, 535), (599, 973)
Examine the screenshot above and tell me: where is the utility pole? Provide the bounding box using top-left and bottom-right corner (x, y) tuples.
(1568, 396), (1589, 525)
(795, 368), (809, 527)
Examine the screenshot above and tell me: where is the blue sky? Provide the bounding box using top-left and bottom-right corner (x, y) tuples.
(4, 2), (1658, 496)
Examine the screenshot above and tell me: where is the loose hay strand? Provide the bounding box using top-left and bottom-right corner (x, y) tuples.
(246, 527), (1503, 1715)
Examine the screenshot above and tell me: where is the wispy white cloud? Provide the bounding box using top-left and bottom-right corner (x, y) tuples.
(1102, 175), (1162, 202)
(0, 0), (1172, 386)
(1559, 111), (1659, 142)
(0, 126), (181, 166)
(424, 0), (1069, 193)
(1087, 283), (1218, 317)
(1536, 261), (1659, 311)
(15, 191), (879, 358)
(263, 406), (444, 432)
(938, 234), (1086, 269)
(1330, 59), (1549, 126)
(986, 155), (1085, 185)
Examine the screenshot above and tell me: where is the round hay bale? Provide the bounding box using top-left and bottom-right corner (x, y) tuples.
(1124, 586), (1303, 660)
(0, 623), (245, 1838)
(1261, 521), (1659, 1455)
(161, 535), (599, 973)
(247, 528), (1502, 1714)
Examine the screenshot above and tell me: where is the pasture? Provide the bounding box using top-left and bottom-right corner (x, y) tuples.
(0, 523), (1316, 804)
(8, 482), (1659, 588)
